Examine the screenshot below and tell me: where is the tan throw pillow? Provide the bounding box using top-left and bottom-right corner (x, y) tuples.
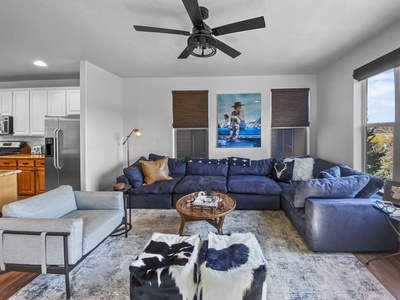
(139, 156), (173, 185)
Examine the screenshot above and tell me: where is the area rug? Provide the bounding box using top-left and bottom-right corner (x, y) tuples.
(10, 210), (394, 300)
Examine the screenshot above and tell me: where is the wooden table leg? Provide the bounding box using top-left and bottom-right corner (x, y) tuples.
(178, 215), (186, 235)
(216, 216), (226, 234)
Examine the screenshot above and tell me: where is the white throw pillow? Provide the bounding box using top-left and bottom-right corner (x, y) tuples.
(284, 157), (314, 181)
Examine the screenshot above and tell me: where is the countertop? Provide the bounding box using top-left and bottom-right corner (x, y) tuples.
(0, 154), (45, 159)
(0, 170), (22, 177)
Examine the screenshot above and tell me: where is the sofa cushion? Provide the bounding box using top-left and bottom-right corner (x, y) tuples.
(2, 185), (77, 218)
(317, 166), (341, 179)
(271, 159), (295, 182)
(130, 174), (184, 195)
(184, 157), (229, 164)
(339, 164), (385, 198)
(312, 158), (338, 178)
(293, 175), (370, 208)
(173, 175), (227, 194)
(187, 162), (228, 176)
(140, 157), (173, 185)
(229, 159), (272, 176)
(123, 156), (147, 188)
(228, 156), (251, 166)
(63, 209), (123, 255)
(148, 153), (186, 175)
(227, 175), (282, 195)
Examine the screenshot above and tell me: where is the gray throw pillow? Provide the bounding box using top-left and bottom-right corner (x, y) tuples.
(293, 175), (370, 208)
(317, 166), (341, 179)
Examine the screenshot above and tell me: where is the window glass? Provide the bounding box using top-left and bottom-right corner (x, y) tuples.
(366, 69), (395, 123)
(365, 126), (393, 179)
(271, 128), (307, 158)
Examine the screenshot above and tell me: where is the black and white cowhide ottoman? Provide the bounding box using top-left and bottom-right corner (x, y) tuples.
(198, 232), (267, 300)
(130, 233), (201, 300)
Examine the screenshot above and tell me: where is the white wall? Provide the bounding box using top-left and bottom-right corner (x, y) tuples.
(80, 61), (123, 191)
(317, 19), (400, 168)
(123, 75), (317, 163)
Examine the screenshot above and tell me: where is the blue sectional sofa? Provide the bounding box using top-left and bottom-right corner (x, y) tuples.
(117, 154), (281, 210)
(116, 154), (398, 252)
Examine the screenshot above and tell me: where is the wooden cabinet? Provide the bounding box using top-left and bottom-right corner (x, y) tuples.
(66, 89), (80, 115)
(35, 159), (45, 194)
(0, 91), (13, 115)
(0, 157), (45, 196)
(0, 158), (17, 170)
(18, 159), (35, 196)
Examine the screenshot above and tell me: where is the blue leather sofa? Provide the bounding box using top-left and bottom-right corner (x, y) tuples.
(116, 154), (398, 252)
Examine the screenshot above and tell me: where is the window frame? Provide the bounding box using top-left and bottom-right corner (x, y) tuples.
(362, 67), (400, 180)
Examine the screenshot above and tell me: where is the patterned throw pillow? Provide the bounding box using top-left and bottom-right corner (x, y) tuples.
(228, 157), (251, 167)
(271, 160), (295, 182)
(139, 157), (173, 185)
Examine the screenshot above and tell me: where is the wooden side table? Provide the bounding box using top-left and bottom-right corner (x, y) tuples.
(366, 203), (400, 264)
(175, 192), (236, 235)
(111, 184), (132, 238)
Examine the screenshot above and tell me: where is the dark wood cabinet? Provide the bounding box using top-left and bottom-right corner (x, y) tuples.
(0, 156), (45, 196)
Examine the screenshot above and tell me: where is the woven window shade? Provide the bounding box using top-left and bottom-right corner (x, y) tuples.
(353, 47), (400, 81)
(172, 90), (208, 128)
(271, 88), (310, 127)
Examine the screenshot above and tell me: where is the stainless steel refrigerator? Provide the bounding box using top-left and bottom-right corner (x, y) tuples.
(44, 116), (80, 191)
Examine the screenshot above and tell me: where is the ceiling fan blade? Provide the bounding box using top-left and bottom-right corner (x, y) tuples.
(134, 25), (190, 36)
(212, 16), (266, 36)
(215, 39), (241, 58)
(178, 47), (191, 59)
(182, 0), (204, 28)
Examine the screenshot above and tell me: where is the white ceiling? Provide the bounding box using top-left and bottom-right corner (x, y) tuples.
(1, 0), (400, 81)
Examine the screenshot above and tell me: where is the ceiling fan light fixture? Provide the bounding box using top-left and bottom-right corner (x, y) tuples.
(187, 34), (217, 58)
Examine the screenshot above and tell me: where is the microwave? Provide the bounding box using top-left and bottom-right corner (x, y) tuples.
(0, 116), (13, 135)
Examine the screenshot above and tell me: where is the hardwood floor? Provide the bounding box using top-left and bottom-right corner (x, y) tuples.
(354, 248), (400, 299)
(0, 272), (37, 300)
(0, 251), (399, 299)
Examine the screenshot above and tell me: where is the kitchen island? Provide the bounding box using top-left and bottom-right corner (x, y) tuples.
(0, 170), (21, 212)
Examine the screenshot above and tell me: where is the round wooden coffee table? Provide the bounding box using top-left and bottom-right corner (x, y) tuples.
(175, 192), (236, 235)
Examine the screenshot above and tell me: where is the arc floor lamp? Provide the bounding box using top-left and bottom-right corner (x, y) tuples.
(122, 128), (141, 166)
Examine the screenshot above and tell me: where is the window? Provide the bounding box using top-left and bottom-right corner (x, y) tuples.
(353, 47), (400, 180)
(172, 90), (209, 158)
(363, 69), (397, 179)
(270, 88), (309, 158)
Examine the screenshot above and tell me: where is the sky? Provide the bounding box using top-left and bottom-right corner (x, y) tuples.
(367, 68), (395, 123)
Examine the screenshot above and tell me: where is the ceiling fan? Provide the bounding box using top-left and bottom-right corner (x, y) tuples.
(133, 0), (266, 59)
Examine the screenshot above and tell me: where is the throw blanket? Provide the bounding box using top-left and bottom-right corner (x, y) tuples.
(130, 233), (201, 300)
(198, 232), (267, 300)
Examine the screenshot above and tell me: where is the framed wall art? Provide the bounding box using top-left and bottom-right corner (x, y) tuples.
(217, 93), (261, 148)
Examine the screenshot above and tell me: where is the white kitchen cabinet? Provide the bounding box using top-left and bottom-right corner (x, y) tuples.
(12, 91), (30, 135)
(47, 90), (66, 116)
(0, 91), (13, 115)
(66, 89), (80, 115)
(30, 90), (47, 135)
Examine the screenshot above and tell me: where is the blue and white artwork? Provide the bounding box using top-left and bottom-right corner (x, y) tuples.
(217, 93), (261, 148)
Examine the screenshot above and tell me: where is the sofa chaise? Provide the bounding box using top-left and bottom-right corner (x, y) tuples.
(0, 185), (124, 299)
(117, 154), (398, 253)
